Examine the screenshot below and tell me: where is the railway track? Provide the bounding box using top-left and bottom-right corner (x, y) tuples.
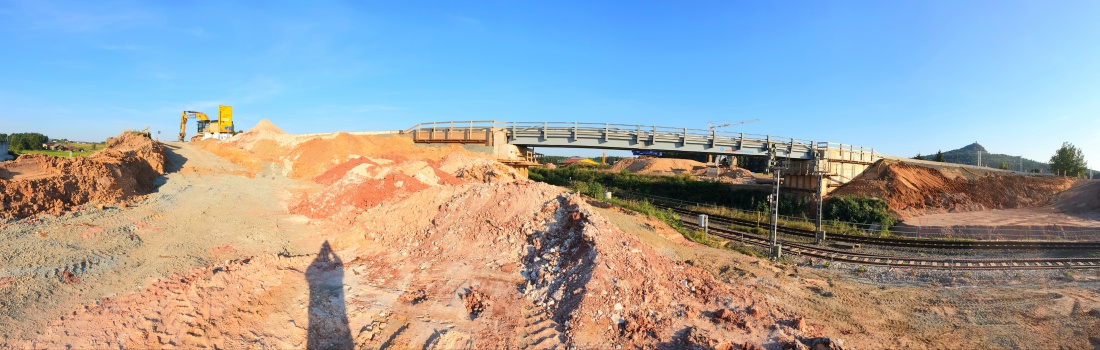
(678, 218), (1100, 270)
(661, 205), (1100, 250)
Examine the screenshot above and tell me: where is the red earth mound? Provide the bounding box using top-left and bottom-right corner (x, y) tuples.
(831, 160), (1076, 219)
(0, 131), (166, 218)
(611, 158), (756, 184)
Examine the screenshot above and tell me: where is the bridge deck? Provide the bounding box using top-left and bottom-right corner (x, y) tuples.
(405, 121), (878, 164)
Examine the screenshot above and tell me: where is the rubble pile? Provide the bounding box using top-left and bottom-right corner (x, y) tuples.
(0, 131), (165, 218)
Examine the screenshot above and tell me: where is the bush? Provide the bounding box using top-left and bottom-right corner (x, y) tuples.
(823, 196), (896, 227)
(531, 166), (811, 216)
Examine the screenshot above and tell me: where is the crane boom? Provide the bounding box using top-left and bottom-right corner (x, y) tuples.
(708, 119), (759, 130)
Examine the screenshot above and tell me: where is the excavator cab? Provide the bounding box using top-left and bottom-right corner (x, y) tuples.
(197, 119), (214, 134)
(178, 105), (235, 141)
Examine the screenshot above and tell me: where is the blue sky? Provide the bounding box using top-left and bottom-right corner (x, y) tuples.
(2, 1), (1100, 164)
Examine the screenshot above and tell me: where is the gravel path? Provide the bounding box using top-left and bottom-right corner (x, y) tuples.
(0, 142), (313, 344)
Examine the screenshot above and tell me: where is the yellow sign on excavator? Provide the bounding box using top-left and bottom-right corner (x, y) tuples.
(178, 105), (235, 141)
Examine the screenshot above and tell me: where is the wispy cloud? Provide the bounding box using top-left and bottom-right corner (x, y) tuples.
(450, 14), (482, 27)
(16, 2), (160, 33)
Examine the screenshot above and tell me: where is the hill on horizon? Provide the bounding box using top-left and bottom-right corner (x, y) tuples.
(915, 142), (1096, 177)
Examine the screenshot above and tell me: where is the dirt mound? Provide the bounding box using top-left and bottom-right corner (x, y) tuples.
(289, 156), (452, 219)
(349, 181), (793, 348)
(611, 158), (706, 175)
(1050, 180), (1100, 214)
(205, 120), (520, 219)
(249, 119), (286, 134)
(611, 158), (756, 184)
(208, 122), (474, 181)
(0, 131), (165, 219)
(450, 158), (521, 183)
(832, 160), (1076, 219)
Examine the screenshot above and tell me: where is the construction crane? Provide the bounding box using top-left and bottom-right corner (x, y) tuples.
(178, 105), (235, 142)
(708, 119), (759, 131)
(705, 119), (759, 169)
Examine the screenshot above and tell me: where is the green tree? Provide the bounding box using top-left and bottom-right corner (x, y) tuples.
(912, 153), (922, 160)
(0, 133), (7, 143)
(934, 150), (945, 162)
(998, 161), (1009, 170)
(1049, 142), (1088, 177)
(7, 133), (48, 152)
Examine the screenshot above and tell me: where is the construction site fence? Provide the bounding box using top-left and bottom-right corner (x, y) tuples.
(614, 191), (1100, 242)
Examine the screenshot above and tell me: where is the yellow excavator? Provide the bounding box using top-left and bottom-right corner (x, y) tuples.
(178, 105), (235, 141)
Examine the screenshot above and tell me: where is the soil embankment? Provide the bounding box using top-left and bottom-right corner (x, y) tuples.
(832, 160), (1076, 220)
(0, 131), (165, 218)
(6, 121), (1098, 348)
(611, 158), (755, 184)
(9, 121), (824, 349)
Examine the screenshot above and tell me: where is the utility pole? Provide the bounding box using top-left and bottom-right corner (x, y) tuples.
(815, 153), (825, 244)
(770, 163), (783, 260)
(770, 167), (778, 259)
(976, 142), (981, 167)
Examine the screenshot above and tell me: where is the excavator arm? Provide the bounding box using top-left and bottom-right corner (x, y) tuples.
(179, 112), (188, 142)
(179, 111), (211, 142)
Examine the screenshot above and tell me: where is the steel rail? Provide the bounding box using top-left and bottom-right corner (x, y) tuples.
(678, 216), (1100, 270)
(662, 205), (1100, 250)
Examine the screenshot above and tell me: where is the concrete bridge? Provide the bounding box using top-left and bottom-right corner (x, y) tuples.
(402, 121), (882, 195)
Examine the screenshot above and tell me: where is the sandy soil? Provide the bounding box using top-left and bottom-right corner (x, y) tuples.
(0, 132), (166, 218)
(905, 180), (1100, 227)
(0, 141), (314, 345)
(0, 156), (58, 181)
(2, 123), (1099, 349)
(833, 160), (1077, 220)
(591, 202), (1100, 349)
(611, 158), (756, 185)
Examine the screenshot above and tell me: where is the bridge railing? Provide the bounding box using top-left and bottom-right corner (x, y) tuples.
(816, 142), (878, 163)
(402, 121), (877, 161)
(402, 120), (508, 134)
(505, 121), (818, 147)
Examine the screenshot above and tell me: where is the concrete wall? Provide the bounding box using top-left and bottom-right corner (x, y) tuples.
(783, 159), (875, 196)
(0, 140), (9, 161)
(492, 130), (533, 160)
(0, 142), (11, 161)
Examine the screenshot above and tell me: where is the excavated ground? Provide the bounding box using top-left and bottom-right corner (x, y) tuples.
(610, 158), (756, 185)
(0, 132), (166, 219)
(1, 123), (1098, 349)
(833, 160), (1100, 239)
(832, 160), (1076, 220)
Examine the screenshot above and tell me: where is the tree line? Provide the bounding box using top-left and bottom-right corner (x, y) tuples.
(915, 142), (1090, 178)
(2, 133), (50, 152)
